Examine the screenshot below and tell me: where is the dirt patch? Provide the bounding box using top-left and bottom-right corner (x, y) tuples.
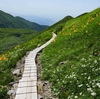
(36, 52), (58, 99)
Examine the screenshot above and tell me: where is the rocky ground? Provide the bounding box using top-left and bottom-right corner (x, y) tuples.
(36, 52), (58, 99)
(7, 51), (58, 99)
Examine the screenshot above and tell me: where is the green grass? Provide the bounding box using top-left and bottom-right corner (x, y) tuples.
(0, 28), (39, 54)
(45, 15), (73, 34)
(40, 8), (100, 99)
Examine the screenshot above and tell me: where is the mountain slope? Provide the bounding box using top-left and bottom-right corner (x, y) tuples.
(40, 8), (100, 99)
(0, 10), (48, 32)
(0, 28), (39, 54)
(45, 15), (73, 33)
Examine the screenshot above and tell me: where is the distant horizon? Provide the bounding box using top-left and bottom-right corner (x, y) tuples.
(0, 0), (100, 25)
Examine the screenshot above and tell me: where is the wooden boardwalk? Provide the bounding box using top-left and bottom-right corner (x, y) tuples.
(15, 33), (56, 99)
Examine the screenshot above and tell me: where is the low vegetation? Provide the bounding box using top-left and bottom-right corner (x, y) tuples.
(40, 8), (100, 99)
(0, 28), (39, 54)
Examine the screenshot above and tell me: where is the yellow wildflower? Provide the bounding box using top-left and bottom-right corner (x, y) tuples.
(83, 25), (86, 28)
(74, 30), (77, 32)
(3, 57), (8, 61)
(69, 33), (72, 36)
(0, 57), (2, 61)
(91, 18), (94, 21)
(86, 30), (88, 33)
(96, 14), (98, 17)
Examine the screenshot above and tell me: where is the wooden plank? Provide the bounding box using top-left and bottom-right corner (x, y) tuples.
(25, 63), (35, 65)
(26, 93), (37, 99)
(15, 93), (37, 99)
(24, 65), (36, 68)
(30, 73), (37, 77)
(25, 59), (34, 61)
(24, 66), (36, 68)
(16, 86), (37, 94)
(24, 64), (36, 66)
(18, 81), (27, 88)
(22, 73), (30, 77)
(24, 68), (36, 71)
(16, 87), (27, 94)
(23, 71), (37, 74)
(19, 78), (37, 82)
(31, 93), (37, 99)
(23, 72), (37, 76)
(27, 86), (37, 93)
(27, 81), (37, 86)
(26, 93), (31, 99)
(15, 94), (26, 99)
(22, 76), (37, 80)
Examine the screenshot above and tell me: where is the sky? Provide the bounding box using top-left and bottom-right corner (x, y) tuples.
(0, 0), (100, 25)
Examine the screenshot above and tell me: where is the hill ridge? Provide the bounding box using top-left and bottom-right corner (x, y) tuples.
(0, 10), (48, 32)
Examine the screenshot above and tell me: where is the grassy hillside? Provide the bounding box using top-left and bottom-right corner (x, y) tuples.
(0, 28), (39, 54)
(46, 16), (73, 34)
(40, 8), (100, 99)
(0, 10), (48, 32)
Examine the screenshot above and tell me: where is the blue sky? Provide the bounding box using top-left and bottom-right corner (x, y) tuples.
(0, 0), (100, 25)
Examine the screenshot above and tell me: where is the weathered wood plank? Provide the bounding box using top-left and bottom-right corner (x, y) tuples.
(19, 78), (37, 82)
(15, 94), (26, 99)
(16, 87), (27, 94)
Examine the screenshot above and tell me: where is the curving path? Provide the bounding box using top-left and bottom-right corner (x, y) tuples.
(15, 33), (56, 99)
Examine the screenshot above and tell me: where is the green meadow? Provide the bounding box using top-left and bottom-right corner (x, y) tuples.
(40, 8), (100, 99)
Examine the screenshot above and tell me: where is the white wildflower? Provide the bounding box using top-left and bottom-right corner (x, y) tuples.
(80, 92), (82, 95)
(96, 83), (100, 88)
(88, 76), (91, 80)
(75, 96), (78, 98)
(87, 88), (93, 92)
(89, 55), (92, 58)
(91, 92), (96, 96)
(78, 84), (83, 87)
(81, 64), (86, 67)
(81, 58), (85, 61)
(94, 60), (98, 64)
